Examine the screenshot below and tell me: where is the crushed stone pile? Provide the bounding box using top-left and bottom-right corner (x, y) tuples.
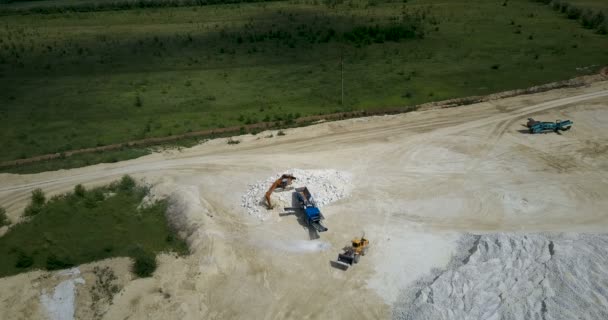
(394, 233), (608, 320)
(241, 169), (352, 220)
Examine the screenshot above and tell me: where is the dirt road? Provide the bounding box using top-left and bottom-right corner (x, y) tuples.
(1, 82), (607, 319)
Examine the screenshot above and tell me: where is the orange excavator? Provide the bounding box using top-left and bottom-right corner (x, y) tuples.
(265, 174), (297, 209)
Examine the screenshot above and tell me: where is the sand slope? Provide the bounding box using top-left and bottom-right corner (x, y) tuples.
(394, 233), (608, 320)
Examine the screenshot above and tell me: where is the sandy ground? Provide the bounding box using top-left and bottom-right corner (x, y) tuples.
(0, 81), (607, 320)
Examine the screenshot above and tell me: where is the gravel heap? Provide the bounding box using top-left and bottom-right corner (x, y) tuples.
(393, 233), (608, 320)
(241, 169), (352, 220)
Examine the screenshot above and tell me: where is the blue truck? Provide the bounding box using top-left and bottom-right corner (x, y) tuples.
(526, 118), (573, 134)
(295, 187), (328, 233)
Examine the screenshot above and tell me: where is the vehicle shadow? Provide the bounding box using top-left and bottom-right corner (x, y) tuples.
(278, 192), (320, 240)
(517, 124), (531, 134)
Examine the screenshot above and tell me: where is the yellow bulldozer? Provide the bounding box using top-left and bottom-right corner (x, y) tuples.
(333, 234), (369, 270)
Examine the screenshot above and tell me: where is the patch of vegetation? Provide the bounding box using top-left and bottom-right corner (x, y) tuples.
(531, 0), (607, 34)
(0, 0), (607, 167)
(130, 247), (157, 278)
(343, 23), (423, 46)
(0, 0), (280, 15)
(227, 138), (240, 144)
(0, 175), (188, 278)
(0, 207), (10, 227)
(24, 188), (46, 217)
(277, 130), (286, 136)
(90, 266), (121, 318)
(0, 148), (151, 174)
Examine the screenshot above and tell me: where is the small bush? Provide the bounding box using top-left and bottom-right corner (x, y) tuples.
(24, 189), (46, 217)
(491, 64), (500, 70)
(135, 95), (143, 108)
(566, 6), (581, 19)
(32, 189), (45, 206)
(277, 130), (286, 136)
(131, 249), (157, 278)
(598, 22), (608, 35)
(74, 184), (86, 198)
(24, 204), (42, 217)
(551, 0), (561, 11)
(118, 175), (136, 191)
(227, 138), (240, 145)
(0, 207), (9, 227)
(15, 252), (33, 268)
(46, 254), (74, 270)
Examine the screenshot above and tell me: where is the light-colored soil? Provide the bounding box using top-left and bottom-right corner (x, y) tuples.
(1, 82), (607, 320)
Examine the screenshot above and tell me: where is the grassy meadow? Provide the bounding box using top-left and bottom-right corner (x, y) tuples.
(0, 176), (188, 278)
(0, 0), (607, 165)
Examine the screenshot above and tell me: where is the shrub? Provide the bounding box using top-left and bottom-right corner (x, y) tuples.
(135, 95), (143, 107)
(32, 189), (45, 206)
(277, 130), (286, 136)
(118, 175), (136, 192)
(15, 252), (33, 268)
(24, 205), (42, 217)
(581, 9), (595, 28)
(0, 207), (9, 227)
(227, 138), (240, 145)
(24, 189), (45, 217)
(598, 22), (608, 35)
(74, 184), (86, 198)
(592, 11), (606, 29)
(46, 254), (74, 270)
(131, 249), (157, 278)
(566, 6), (581, 19)
(342, 23), (422, 46)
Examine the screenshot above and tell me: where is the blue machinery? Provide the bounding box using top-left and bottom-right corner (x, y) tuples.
(526, 118), (573, 134)
(295, 187), (328, 233)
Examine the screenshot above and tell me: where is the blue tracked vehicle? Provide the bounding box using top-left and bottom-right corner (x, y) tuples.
(526, 118), (573, 134)
(295, 187), (328, 233)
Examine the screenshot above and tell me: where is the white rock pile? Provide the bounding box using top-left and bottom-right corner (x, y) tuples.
(394, 233), (608, 320)
(241, 169), (352, 220)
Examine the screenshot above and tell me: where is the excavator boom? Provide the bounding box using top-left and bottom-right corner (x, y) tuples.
(265, 174), (296, 209)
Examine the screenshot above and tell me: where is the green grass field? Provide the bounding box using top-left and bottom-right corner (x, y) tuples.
(1, 0), (607, 164)
(561, 0), (608, 11)
(0, 176), (188, 278)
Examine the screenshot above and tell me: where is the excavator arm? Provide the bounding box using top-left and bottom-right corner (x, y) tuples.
(265, 174), (296, 209)
(265, 180), (281, 209)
